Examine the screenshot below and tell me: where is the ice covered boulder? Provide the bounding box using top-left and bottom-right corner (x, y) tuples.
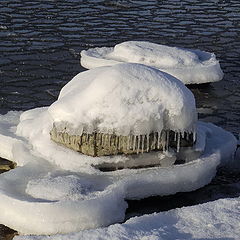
(81, 41), (224, 85)
(48, 63), (197, 157)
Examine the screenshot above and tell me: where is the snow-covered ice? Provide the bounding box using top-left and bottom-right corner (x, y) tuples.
(0, 109), (237, 234)
(0, 63), (236, 235)
(81, 41), (224, 84)
(14, 196), (240, 240)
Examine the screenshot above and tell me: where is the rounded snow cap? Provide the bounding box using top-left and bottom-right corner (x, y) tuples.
(48, 63), (197, 136)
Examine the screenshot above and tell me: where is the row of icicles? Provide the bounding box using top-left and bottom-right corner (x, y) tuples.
(56, 127), (196, 154)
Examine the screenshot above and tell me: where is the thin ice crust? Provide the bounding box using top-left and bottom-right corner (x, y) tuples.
(80, 41), (224, 85)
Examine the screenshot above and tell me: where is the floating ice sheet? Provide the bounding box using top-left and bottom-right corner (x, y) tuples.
(81, 41), (224, 84)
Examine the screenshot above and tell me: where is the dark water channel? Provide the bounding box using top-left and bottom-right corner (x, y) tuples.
(0, 0), (240, 239)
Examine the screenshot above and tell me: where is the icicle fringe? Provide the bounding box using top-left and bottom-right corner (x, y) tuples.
(50, 125), (196, 157)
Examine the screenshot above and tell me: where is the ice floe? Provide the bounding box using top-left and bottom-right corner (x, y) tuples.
(81, 41), (224, 84)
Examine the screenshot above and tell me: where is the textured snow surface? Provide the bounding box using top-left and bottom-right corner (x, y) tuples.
(0, 110), (237, 235)
(14, 196), (240, 240)
(48, 63), (197, 136)
(81, 41), (224, 84)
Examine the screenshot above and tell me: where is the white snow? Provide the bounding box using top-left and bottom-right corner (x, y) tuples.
(47, 63), (197, 136)
(0, 109), (237, 234)
(81, 41), (224, 84)
(0, 111), (25, 161)
(14, 196), (240, 240)
(0, 160), (127, 235)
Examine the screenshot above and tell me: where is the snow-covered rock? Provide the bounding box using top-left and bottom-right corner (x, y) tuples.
(48, 63), (197, 136)
(81, 41), (224, 84)
(46, 63), (197, 156)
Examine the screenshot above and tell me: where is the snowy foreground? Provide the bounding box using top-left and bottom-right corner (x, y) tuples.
(14, 196), (240, 240)
(81, 41), (224, 84)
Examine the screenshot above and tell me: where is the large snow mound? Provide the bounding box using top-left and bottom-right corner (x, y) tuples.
(0, 110), (237, 234)
(14, 196), (240, 240)
(48, 63), (197, 136)
(81, 41), (224, 84)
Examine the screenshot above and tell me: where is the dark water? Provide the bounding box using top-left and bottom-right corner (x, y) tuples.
(0, 0), (240, 238)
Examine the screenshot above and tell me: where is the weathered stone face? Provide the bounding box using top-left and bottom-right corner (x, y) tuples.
(50, 125), (194, 157)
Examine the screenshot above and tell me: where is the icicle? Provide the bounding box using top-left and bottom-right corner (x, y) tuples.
(137, 135), (140, 154)
(193, 130), (196, 142)
(174, 131), (177, 142)
(141, 135), (145, 153)
(133, 135), (136, 151)
(162, 131), (166, 152)
(166, 131), (169, 152)
(102, 134), (104, 146)
(115, 136), (118, 150)
(177, 132), (181, 152)
(157, 132), (161, 149)
(146, 134), (149, 152)
(127, 136), (130, 150)
(105, 134), (108, 146)
(118, 137), (121, 150)
(181, 131), (184, 139)
(153, 133), (156, 150)
(186, 131), (189, 141)
(108, 135), (111, 147)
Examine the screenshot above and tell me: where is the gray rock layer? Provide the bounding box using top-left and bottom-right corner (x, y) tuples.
(50, 126), (194, 157)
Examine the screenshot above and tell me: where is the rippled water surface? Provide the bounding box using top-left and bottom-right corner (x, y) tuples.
(0, 0), (239, 238)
